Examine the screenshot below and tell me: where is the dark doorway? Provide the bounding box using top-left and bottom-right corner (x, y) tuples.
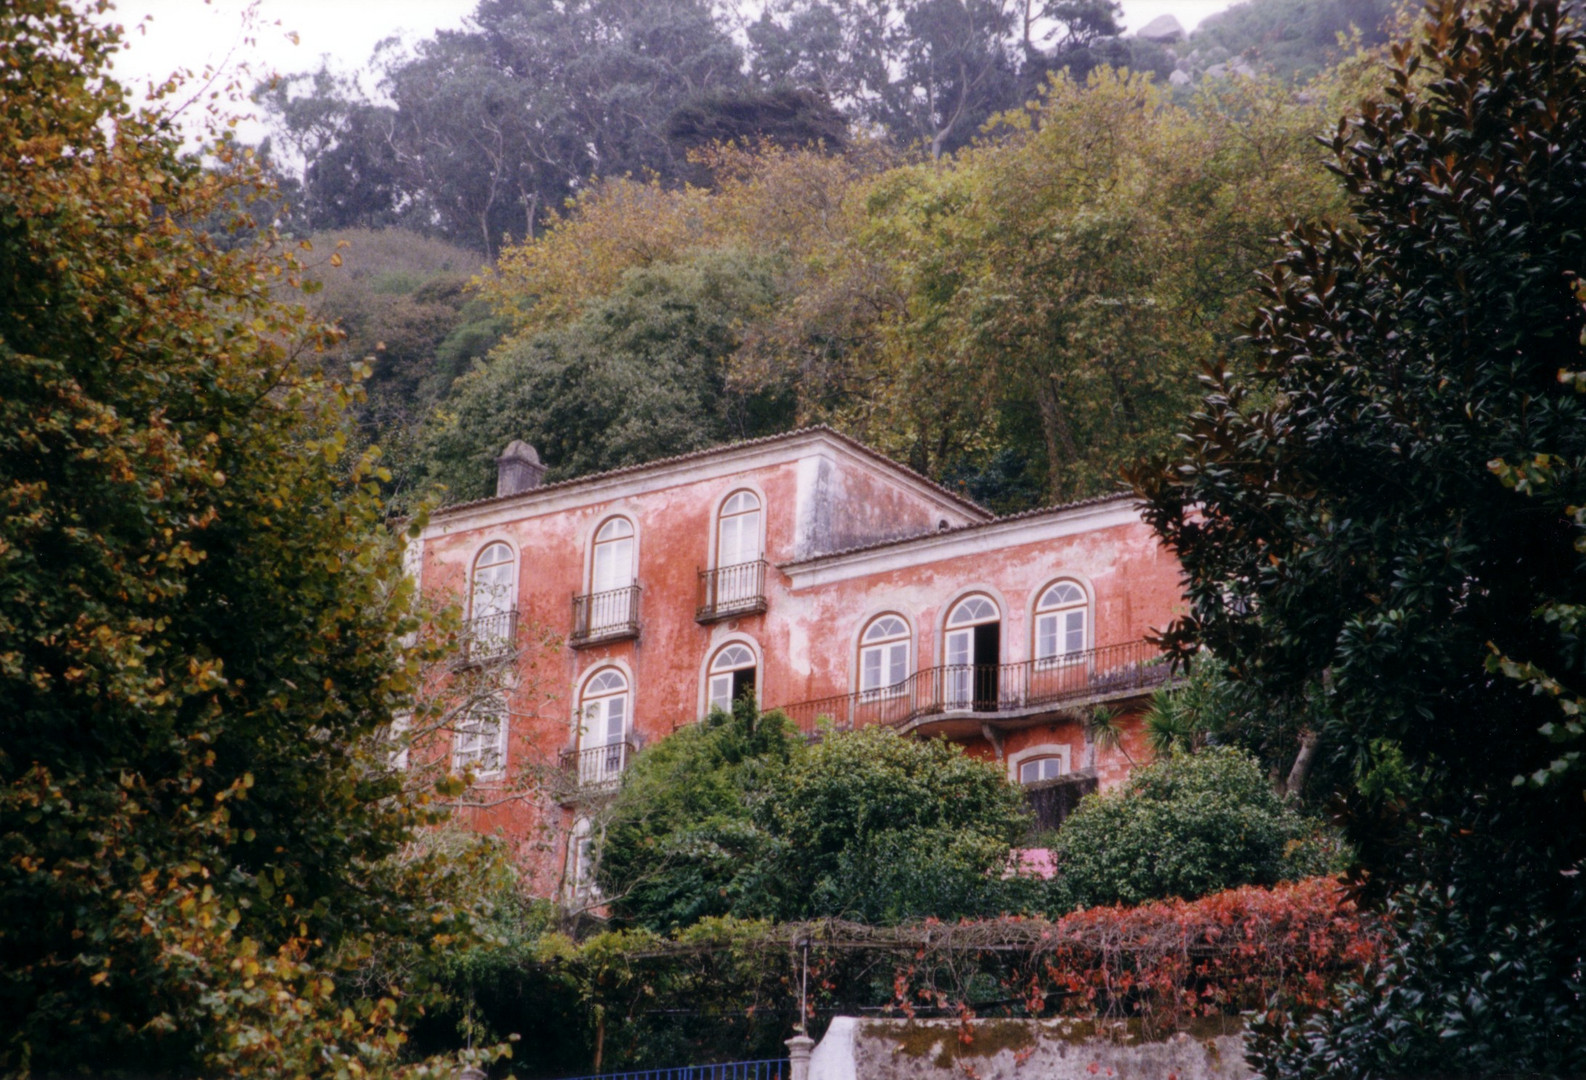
(973, 621), (1001, 711)
(732, 666), (756, 705)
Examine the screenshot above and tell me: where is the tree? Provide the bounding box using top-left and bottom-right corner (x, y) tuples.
(753, 726), (1036, 923)
(0, 4), (490, 1071)
(263, 0), (746, 254)
(597, 719), (1036, 929)
(423, 248), (795, 500)
(1052, 748), (1319, 908)
(666, 85), (850, 165)
(596, 698), (803, 932)
(297, 227), (503, 512)
(797, 68), (1345, 500)
(1132, 0), (1586, 1070)
(750, 0), (1023, 159)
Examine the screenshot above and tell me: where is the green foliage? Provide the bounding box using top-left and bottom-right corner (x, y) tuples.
(753, 726), (1037, 923)
(1249, 837), (1586, 1080)
(262, 0), (746, 253)
(300, 228), (503, 509)
(1188, 0), (1395, 83)
(600, 716), (1037, 929)
(1053, 748), (1315, 908)
(1142, 654), (1341, 803)
(667, 85), (850, 160)
(599, 698), (803, 933)
(1133, 0), (1586, 1068)
(0, 4), (493, 1072)
(424, 248), (794, 500)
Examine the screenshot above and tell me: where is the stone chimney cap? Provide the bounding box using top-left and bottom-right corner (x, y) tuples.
(496, 440), (542, 466)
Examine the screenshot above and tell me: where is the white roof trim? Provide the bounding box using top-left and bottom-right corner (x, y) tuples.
(780, 499), (1145, 589)
(419, 430), (989, 540)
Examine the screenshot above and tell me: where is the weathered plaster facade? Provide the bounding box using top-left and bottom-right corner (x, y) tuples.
(409, 428), (1185, 894)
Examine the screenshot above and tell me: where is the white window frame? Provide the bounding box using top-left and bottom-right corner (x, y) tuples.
(569, 816), (599, 900)
(707, 642), (757, 713)
(1034, 580), (1089, 668)
(470, 541), (516, 619)
(454, 694), (507, 777)
(579, 669), (629, 750)
(1009, 743), (1073, 786)
(591, 517), (636, 593)
(944, 595), (1000, 708)
(715, 489), (763, 569)
(858, 614), (911, 699)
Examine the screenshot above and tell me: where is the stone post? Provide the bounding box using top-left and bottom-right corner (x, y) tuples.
(786, 1033), (815, 1080)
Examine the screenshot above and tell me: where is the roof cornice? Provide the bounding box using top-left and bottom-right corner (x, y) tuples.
(421, 427), (990, 536)
(779, 494), (1143, 588)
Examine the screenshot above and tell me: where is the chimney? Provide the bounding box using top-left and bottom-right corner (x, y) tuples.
(494, 440), (546, 497)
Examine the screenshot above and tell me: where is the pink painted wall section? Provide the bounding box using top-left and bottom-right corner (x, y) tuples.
(765, 515), (1183, 710)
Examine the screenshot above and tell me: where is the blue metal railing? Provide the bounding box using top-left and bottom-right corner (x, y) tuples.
(548, 1060), (787, 1080)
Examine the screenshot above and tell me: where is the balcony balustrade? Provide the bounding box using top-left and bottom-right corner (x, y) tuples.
(558, 739), (637, 794)
(455, 609), (517, 667)
(571, 585), (641, 646)
(773, 639), (1172, 735)
(695, 560), (768, 622)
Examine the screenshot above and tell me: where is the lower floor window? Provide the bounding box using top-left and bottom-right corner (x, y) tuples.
(455, 695), (507, 775)
(1019, 756), (1064, 784)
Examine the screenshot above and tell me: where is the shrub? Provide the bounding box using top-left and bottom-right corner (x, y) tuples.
(600, 718), (1039, 928)
(754, 726), (1038, 923)
(598, 697), (802, 932)
(1053, 747), (1316, 908)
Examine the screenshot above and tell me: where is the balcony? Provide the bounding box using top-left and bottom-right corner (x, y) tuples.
(696, 560), (768, 623)
(558, 740), (637, 798)
(771, 640), (1173, 737)
(454, 610), (517, 667)
(571, 585), (641, 647)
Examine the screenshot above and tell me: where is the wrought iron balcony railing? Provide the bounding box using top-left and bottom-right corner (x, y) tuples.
(696, 560), (768, 622)
(571, 585), (641, 646)
(773, 639), (1171, 735)
(456, 609), (517, 667)
(558, 740), (637, 792)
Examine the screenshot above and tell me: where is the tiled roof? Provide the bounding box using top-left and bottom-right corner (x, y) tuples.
(429, 425), (992, 521)
(779, 491), (1140, 568)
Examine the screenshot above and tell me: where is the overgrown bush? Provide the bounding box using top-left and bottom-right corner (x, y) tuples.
(754, 726), (1038, 923)
(598, 712), (1038, 929)
(599, 698), (802, 932)
(1053, 748), (1320, 908)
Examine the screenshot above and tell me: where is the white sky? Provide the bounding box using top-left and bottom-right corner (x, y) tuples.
(107, 0), (1238, 144)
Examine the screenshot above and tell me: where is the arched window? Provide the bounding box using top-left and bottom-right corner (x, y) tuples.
(944, 595), (1001, 710)
(716, 490), (762, 568)
(584, 518), (638, 635)
(471, 542), (515, 618)
(569, 817), (596, 896)
(577, 669), (630, 785)
(1019, 756), (1065, 784)
(859, 615), (910, 699)
(708, 643), (757, 713)
(454, 693), (507, 776)
(591, 517), (635, 593)
(469, 542), (517, 657)
(1035, 581), (1088, 665)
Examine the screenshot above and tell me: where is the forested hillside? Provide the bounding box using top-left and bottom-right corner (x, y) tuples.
(259, 0), (1388, 510)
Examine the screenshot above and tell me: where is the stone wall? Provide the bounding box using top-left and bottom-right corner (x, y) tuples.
(808, 1016), (1252, 1080)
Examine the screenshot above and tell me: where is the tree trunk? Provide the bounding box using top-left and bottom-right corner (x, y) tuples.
(1036, 375), (1081, 503)
(1283, 730), (1319, 800)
